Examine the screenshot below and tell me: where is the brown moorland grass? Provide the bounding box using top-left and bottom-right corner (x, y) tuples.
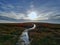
(0, 23), (60, 45)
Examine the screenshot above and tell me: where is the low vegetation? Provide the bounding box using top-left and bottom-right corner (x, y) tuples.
(29, 23), (60, 45)
(0, 23), (25, 45)
(0, 23), (60, 45)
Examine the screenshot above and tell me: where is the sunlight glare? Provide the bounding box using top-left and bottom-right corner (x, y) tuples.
(28, 12), (37, 20)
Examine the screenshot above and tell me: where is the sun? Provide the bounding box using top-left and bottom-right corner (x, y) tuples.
(27, 12), (37, 20)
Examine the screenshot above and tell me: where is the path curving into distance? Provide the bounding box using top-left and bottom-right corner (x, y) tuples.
(16, 24), (36, 45)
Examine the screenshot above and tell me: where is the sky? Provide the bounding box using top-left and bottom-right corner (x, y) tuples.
(0, 0), (60, 23)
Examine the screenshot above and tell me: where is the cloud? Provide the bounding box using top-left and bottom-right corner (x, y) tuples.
(0, 0), (60, 23)
(36, 11), (55, 20)
(0, 20), (17, 23)
(0, 15), (17, 21)
(49, 13), (60, 20)
(0, 11), (27, 19)
(0, 1), (23, 13)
